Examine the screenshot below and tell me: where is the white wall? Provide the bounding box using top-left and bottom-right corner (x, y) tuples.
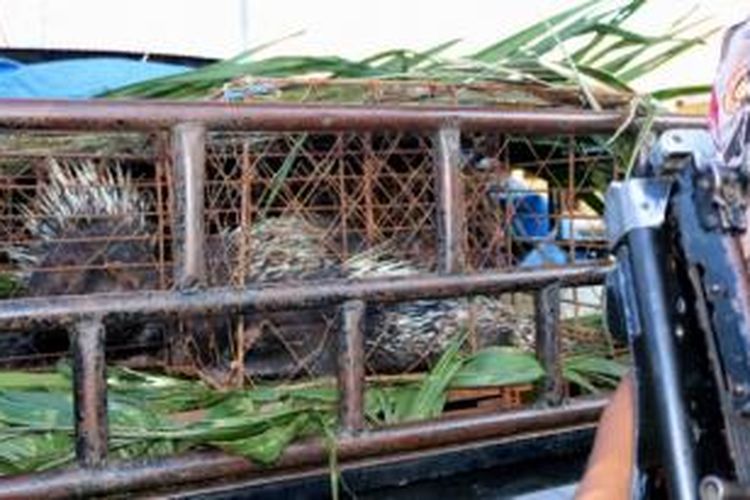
(0, 0), (249, 57)
(0, 0), (747, 91)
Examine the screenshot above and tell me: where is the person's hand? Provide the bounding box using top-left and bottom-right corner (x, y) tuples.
(575, 374), (635, 499)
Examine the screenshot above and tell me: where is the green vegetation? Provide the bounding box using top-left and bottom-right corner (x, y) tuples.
(0, 337), (625, 475)
(103, 0), (715, 104)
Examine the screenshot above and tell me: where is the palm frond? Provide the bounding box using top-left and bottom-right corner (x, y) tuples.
(102, 0), (715, 103)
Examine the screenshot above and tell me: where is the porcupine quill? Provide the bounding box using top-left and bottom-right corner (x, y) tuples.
(218, 228), (536, 378)
(344, 246), (535, 373)
(3, 159), (162, 367)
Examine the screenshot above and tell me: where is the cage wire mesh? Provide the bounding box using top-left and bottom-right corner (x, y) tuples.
(0, 131), (171, 370)
(0, 127), (618, 406)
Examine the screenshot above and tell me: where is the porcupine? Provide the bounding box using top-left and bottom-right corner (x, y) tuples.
(340, 247), (536, 374)
(2, 158), (536, 377)
(199, 216), (348, 379)
(0, 160), (345, 372)
(213, 221), (536, 378)
(1, 159), (164, 367)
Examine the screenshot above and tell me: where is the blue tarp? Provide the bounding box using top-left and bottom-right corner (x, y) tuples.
(0, 57), (188, 99)
(0, 57), (22, 73)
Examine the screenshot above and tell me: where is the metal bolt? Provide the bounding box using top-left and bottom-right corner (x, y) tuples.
(697, 176), (712, 190)
(670, 133), (683, 145)
(675, 298), (687, 315)
(700, 477), (721, 500)
(700, 475), (747, 500)
(733, 384), (749, 398)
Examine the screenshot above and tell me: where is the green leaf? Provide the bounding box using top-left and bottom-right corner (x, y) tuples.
(575, 65), (634, 93)
(562, 313), (605, 331)
(563, 368), (601, 394)
(409, 38), (463, 69)
(257, 133), (309, 219)
(0, 275), (22, 299)
(624, 99), (657, 177)
(102, 30), (306, 98)
(580, 23), (663, 45)
(360, 39), (462, 74)
(101, 0), (712, 102)
(365, 387), (400, 424)
(571, 0), (646, 62)
(617, 30), (718, 82)
(0, 432), (73, 475)
(395, 335), (466, 422)
(650, 84), (711, 101)
(287, 387), (338, 404)
(0, 371), (70, 392)
(565, 354), (628, 380)
(450, 347), (545, 388)
(600, 45), (652, 74)
(0, 391), (73, 427)
(572, 32), (609, 63)
(230, 30), (307, 63)
(470, 0), (605, 63)
(524, 5), (631, 59)
(107, 365), (226, 413)
(212, 413), (313, 465)
(563, 354), (628, 394)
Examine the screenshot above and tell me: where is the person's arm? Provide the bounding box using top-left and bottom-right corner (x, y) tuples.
(575, 374), (635, 500)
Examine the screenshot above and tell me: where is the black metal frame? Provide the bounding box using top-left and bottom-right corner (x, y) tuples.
(606, 128), (750, 499)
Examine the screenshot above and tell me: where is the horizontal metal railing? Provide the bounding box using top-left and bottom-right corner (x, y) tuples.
(0, 398), (606, 499)
(0, 266), (608, 329)
(0, 98), (704, 132)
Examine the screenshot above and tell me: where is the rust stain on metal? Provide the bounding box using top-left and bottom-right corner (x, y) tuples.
(338, 299), (366, 433)
(0, 266), (609, 330)
(71, 316), (108, 468)
(0, 99), (704, 133)
(435, 126), (466, 274)
(171, 122), (207, 289)
(535, 283), (564, 405)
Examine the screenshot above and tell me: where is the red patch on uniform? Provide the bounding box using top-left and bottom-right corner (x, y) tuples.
(709, 88), (719, 133)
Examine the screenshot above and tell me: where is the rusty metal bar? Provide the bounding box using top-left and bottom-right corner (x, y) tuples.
(338, 300), (366, 433)
(70, 316), (108, 468)
(0, 266), (608, 330)
(434, 126), (466, 274)
(0, 398), (606, 499)
(534, 284), (564, 406)
(0, 99), (704, 133)
(171, 122), (207, 288)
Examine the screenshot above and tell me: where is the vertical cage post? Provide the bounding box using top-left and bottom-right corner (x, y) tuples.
(434, 125), (466, 274)
(171, 122), (207, 289)
(363, 133), (377, 246)
(71, 315), (108, 467)
(338, 300), (366, 433)
(169, 122), (208, 370)
(534, 283), (564, 405)
(336, 134), (350, 258)
(155, 132), (170, 290)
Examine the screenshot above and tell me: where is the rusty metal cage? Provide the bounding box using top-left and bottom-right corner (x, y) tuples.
(0, 100), (703, 497)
